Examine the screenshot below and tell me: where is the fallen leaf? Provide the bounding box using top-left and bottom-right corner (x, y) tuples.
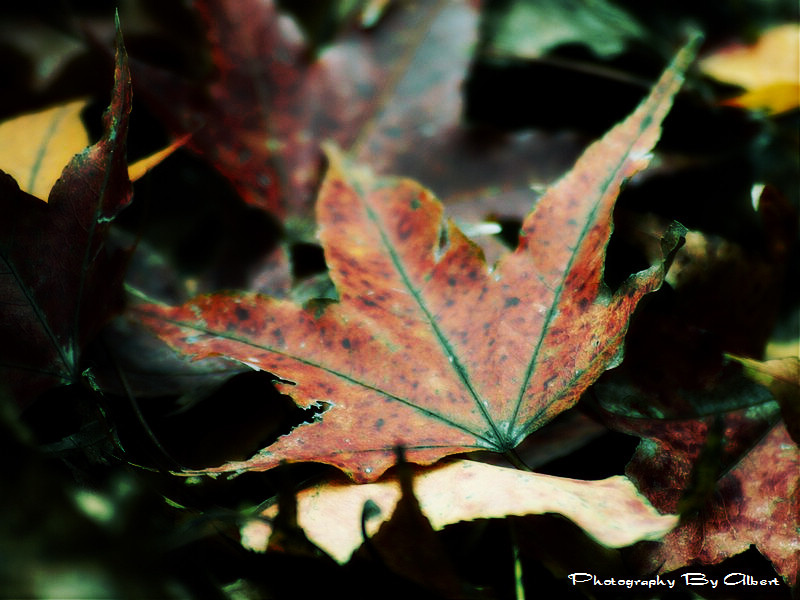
(632, 421), (799, 586)
(353, 450), (467, 597)
(728, 355), (800, 445)
(127, 134), (190, 182)
(0, 99), (89, 199)
(610, 388), (798, 586)
(137, 39), (697, 481)
(132, 0), (578, 229)
(620, 404), (781, 515)
(0, 20), (132, 406)
(480, 0), (644, 60)
(700, 23), (800, 114)
(0, 98), (180, 202)
(241, 460), (678, 564)
(130, 0), (379, 216)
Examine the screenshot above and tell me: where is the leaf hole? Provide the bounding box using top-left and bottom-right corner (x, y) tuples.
(290, 242), (327, 279)
(493, 217), (521, 249)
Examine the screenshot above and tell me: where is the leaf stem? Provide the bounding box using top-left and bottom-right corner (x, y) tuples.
(504, 448), (532, 472)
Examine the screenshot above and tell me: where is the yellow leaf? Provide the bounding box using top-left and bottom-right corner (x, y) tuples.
(0, 99), (89, 200)
(700, 24), (800, 114)
(128, 134), (191, 181)
(242, 460), (678, 563)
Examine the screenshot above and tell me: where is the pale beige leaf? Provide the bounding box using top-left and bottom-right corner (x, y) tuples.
(242, 460), (678, 563)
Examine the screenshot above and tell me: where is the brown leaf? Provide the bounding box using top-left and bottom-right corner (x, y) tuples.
(137, 39), (697, 481)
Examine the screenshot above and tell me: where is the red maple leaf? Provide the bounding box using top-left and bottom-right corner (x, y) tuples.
(131, 0), (574, 223)
(137, 40), (697, 482)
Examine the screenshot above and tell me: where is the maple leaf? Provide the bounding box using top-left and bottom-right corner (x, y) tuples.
(627, 418), (799, 586)
(137, 39), (697, 482)
(0, 20), (132, 406)
(132, 0), (573, 227)
(129, 0), (392, 217)
(602, 355), (798, 587)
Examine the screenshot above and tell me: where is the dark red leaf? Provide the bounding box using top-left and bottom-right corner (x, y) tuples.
(630, 419), (799, 586)
(0, 20), (133, 406)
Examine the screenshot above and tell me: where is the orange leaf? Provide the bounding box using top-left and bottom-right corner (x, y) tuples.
(138, 38), (698, 482)
(128, 135), (191, 182)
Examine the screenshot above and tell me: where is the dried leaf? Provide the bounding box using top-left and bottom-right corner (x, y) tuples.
(0, 99), (89, 199)
(138, 39), (697, 481)
(0, 20), (132, 405)
(728, 355), (800, 445)
(133, 0), (575, 226)
(241, 460), (678, 564)
(633, 422), (800, 586)
(128, 135), (190, 182)
(700, 23), (800, 114)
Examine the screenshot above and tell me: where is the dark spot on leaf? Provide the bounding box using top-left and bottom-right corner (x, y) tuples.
(341, 338), (351, 349)
(235, 306), (250, 321)
(362, 298), (377, 307)
(448, 276), (456, 286)
(375, 418), (384, 430)
(410, 197), (421, 210)
(397, 216), (413, 240)
(504, 297), (520, 308)
(579, 298), (590, 309)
